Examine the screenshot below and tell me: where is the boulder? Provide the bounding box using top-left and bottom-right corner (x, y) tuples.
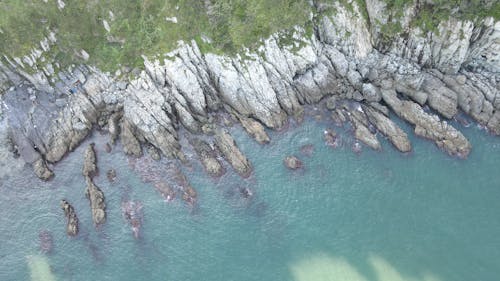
(283, 156), (303, 170)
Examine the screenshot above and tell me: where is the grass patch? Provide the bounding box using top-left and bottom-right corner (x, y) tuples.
(0, 0), (311, 73)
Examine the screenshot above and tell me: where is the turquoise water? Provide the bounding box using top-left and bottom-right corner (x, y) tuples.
(1, 113), (500, 281)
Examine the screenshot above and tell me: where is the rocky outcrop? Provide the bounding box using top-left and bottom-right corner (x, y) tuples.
(284, 156), (303, 170)
(364, 106), (411, 153)
(61, 199), (79, 236)
(239, 117), (270, 144)
(85, 177), (106, 226)
(0, 2), (498, 181)
(214, 129), (252, 177)
(189, 138), (225, 177)
(82, 143), (97, 177)
(382, 89), (471, 157)
(33, 159), (54, 181)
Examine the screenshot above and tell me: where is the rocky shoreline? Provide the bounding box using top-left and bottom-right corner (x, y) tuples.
(0, 2), (498, 185)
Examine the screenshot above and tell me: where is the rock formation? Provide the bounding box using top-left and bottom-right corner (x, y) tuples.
(214, 129), (252, 177)
(0, 1), (498, 180)
(85, 177), (106, 226)
(61, 199), (79, 236)
(189, 137), (225, 177)
(82, 143), (97, 177)
(284, 156), (303, 170)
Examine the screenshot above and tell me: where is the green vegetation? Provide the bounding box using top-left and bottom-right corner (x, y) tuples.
(372, 0), (500, 46)
(0, 0), (311, 72)
(0, 0), (498, 74)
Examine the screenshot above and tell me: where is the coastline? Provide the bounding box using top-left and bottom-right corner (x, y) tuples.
(0, 2), (498, 183)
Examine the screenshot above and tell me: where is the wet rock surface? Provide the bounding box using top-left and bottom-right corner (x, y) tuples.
(85, 177), (106, 226)
(61, 199), (79, 236)
(214, 129), (252, 178)
(189, 138), (225, 177)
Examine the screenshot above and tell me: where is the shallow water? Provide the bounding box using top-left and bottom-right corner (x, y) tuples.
(1, 115), (500, 281)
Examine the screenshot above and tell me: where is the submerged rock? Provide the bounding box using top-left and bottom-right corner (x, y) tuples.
(182, 185), (197, 206)
(323, 129), (339, 148)
(239, 186), (254, 199)
(214, 129), (252, 177)
(121, 200), (143, 239)
(61, 199), (79, 236)
(38, 230), (53, 254)
(154, 182), (175, 201)
(300, 144), (315, 157)
(106, 169), (116, 182)
(284, 156), (303, 170)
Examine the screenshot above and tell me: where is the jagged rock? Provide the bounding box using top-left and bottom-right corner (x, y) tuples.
(189, 138), (225, 177)
(85, 177), (106, 226)
(108, 112), (122, 145)
(421, 74), (458, 119)
(1, 5), (498, 182)
(82, 143), (97, 177)
(61, 199), (79, 236)
(346, 105), (381, 150)
(214, 129), (252, 177)
(364, 105), (411, 152)
(239, 117), (270, 144)
(283, 156), (303, 170)
(382, 89), (471, 157)
(33, 158), (54, 181)
(120, 119), (142, 157)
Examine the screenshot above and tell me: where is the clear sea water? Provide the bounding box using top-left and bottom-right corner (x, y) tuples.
(1, 112), (499, 281)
